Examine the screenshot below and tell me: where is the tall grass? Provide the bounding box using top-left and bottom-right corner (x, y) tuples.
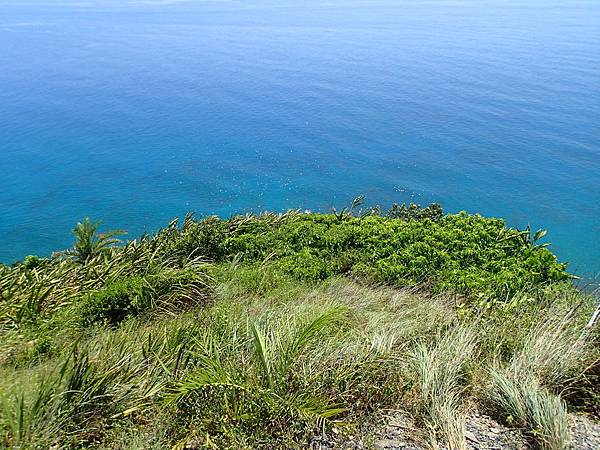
(0, 273), (475, 448)
(487, 370), (569, 450)
(409, 326), (477, 449)
(484, 303), (598, 449)
(510, 305), (595, 387)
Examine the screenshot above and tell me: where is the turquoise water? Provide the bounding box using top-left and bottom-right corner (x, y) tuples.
(1, 0), (599, 278)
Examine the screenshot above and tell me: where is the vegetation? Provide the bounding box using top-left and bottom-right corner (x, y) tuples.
(70, 218), (126, 264)
(0, 202), (597, 449)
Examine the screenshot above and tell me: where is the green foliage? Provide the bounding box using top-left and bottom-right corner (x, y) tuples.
(71, 218), (125, 263)
(21, 255), (47, 270)
(155, 214), (228, 265)
(0, 277), (596, 449)
(0, 339), (160, 448)
(387, 202), (443, 221)
(155, 207), (570, 304)
(77, 266), (212, 327)
(77, 276), (149, 326)
(166, 305), (349, 445)
(0, 204), (573, 331)
(0, 222), (212, 330)
(215, 263), (299, 298)
(276, 248), (335, 281)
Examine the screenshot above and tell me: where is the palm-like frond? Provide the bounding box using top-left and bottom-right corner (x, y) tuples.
(71, 218), (125, 263)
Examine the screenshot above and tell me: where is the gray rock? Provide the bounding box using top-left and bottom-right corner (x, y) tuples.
(569, 414), (600, 450)
(464, 412), (527, 450)
(372, 412), (425, 450)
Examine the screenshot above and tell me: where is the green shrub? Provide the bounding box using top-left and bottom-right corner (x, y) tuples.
(160, 209), (570, 303)
(387, 202), (443, 221)
(276, 249), (334, 281)
(77, 267), (212, 326)
(0, 205), (573, 328)
(21, 255), (47, 270)
(78, 276), (149, 326)
(215, 263), (295, 298)
(156, 215), (228, 263)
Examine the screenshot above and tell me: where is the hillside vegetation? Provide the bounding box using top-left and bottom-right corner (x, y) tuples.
(0, 203), (597, 449)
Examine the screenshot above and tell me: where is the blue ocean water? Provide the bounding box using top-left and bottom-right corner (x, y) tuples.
(0, 0), (599, 278)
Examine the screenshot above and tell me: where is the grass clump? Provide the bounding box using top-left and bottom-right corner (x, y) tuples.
(487, 370), (569, 450)
(0, 275), (597, 449)
(409, 326), (477, 449)
(482, 304), (598, 449)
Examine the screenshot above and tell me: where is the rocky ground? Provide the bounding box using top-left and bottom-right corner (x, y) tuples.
(371, 411), (529, 450)
(569, 414), (600, 450)
(309, 411), (600, 449)
(462, 412), (528, 450)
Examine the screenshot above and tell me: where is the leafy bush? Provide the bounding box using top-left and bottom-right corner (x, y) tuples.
(387, 202), (443, 221)
(78, 276), (149, 326)
(276, 249), (335, 281)
(21, 255), (47, 270)
(156, 208), (570, 302)
(0, 204), (572, 329)
(77, 267), (212, 326)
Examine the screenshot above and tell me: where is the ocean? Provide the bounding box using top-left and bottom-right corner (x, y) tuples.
(1, 0), (599, 278)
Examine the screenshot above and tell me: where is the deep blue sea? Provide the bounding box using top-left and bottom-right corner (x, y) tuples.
(1, 0), (599, 278)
